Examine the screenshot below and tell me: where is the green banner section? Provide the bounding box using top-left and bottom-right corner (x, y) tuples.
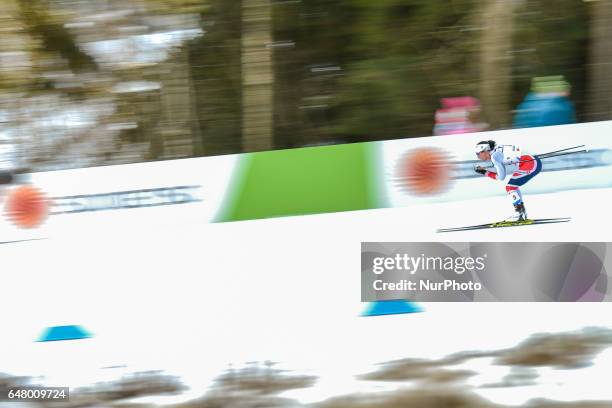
(216, 142), (383, 222)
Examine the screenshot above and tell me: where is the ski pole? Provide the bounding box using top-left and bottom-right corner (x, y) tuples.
(518, 148), (588, 164)
(536, 145), (586, 158)
(477, 148), (588, 169)
(537, 149), (588, 159)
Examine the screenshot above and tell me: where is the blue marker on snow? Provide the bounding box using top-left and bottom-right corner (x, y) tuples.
(361, 300), (422, 316)
(37, 325), (92, 342)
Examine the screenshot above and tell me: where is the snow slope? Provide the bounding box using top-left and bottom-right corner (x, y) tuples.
(1, 187), (611, 405)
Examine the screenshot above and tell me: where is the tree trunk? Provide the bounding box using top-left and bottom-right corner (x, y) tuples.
(587, 0), (612, 122)
(479, 0), (516, 130)
(241, 0), (273, 152)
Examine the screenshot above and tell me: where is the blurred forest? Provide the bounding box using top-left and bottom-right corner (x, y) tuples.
(1, 0), (611, 171)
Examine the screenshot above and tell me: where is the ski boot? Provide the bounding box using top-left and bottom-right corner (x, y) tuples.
(505, 202), (528, 222)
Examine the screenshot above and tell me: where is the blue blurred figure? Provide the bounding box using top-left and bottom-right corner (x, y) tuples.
(513, 76), (576, 128)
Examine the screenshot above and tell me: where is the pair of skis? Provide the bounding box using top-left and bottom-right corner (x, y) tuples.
(437, 217), (571, 233)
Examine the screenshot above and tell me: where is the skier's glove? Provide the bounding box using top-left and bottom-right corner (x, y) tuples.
(474, 167), (487, 175)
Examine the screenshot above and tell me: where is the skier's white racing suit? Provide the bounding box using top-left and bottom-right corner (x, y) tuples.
(484, 144), (542, 207)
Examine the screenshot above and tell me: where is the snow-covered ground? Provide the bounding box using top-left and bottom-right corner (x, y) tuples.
(1, 187), (612, 405)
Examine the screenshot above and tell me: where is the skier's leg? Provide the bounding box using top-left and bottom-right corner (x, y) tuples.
(505, 185), (527, 220)
(504, 155), (542, 220)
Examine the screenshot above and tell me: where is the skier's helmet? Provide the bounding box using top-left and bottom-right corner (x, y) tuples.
(475, 140), (496, 156)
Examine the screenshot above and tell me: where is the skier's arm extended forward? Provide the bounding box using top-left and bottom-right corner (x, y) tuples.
(486, 151), (506, 180)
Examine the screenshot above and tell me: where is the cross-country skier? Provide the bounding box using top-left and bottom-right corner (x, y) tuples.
(474, 140), (542, 221)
